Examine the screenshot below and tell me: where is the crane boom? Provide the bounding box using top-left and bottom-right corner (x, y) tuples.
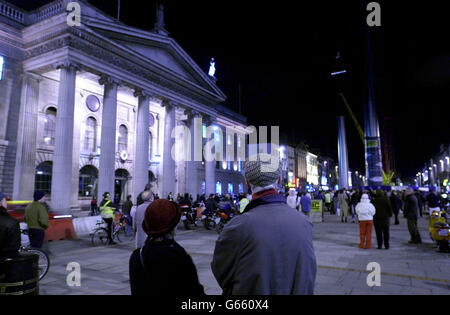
(338, 93), (365, 144)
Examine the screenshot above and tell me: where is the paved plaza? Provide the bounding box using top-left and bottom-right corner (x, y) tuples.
(39, 214), (449, 295)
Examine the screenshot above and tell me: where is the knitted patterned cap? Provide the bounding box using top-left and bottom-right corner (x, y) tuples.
(243, 153), (281, 187)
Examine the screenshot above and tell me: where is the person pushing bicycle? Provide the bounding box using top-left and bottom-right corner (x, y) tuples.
(100, 192), (117, 245)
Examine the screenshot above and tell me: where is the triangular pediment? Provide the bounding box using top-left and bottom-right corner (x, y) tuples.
(115, 40), (197, 81)
(85, 20), (226, 102)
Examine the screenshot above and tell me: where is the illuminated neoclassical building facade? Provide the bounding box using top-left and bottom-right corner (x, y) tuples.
(0, 0), (248, 213)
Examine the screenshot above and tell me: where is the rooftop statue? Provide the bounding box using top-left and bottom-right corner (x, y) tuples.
(209, 58), (216, 77)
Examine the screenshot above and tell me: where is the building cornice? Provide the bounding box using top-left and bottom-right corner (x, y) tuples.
(23, 26), (223, 110)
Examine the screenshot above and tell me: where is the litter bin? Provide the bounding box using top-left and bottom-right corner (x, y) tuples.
(0, 253), (39, 295)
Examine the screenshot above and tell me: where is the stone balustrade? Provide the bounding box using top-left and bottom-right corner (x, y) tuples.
(0, 1), (25, 23)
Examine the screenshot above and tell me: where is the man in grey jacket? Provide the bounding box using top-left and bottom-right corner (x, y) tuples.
(211, 154), (317, 295)
(404, 187), (422, 244)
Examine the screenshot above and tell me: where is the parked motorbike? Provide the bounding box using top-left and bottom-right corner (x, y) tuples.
(201, 208), (217, 230)
(429, 210), (450, 253)
(180, 205), (197, 230)
(216, 210), (234, 234)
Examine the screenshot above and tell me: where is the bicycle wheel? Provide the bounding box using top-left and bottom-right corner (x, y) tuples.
(91, 228), (109, 246)
(114, 226), (134, 243)
(27, 248), (50, 281)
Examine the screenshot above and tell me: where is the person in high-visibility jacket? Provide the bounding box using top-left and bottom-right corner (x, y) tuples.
(238, 194), (250, 214)
(100, 192), (116, 245)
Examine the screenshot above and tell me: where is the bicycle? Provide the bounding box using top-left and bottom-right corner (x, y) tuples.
(113, 215), (135, 243)
(90, 215), (134, 246)
(19, 229), (50, 281)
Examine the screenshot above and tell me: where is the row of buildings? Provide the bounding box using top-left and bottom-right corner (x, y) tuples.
(414, 144), (450, 193)
(278, 144), (367, 194)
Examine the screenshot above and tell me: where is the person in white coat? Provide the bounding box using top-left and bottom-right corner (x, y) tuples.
(355, 193), (376, 249)
(286, 190), (299, 210)
(133, 190), (153, 249)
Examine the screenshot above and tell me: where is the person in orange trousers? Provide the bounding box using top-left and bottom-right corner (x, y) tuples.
(355, 193), (376, 249)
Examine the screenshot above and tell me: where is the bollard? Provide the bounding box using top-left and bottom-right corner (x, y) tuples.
(0, 253), (39, 295)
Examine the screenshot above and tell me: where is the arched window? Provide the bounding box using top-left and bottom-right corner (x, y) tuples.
(201, 181), (206, 195)
(216, 181), (222, 195)
(115, 169), (130, 203)
(79, 165), (98, 197)
(149, 171), (156, 184)
(35, 161), (53, 195)
(239, 183), (244, 194)
(84, 117), (97, 152)
(118, 125), (128, 153)
(44, 107), (57, 145)
(228, 182), (233, 195)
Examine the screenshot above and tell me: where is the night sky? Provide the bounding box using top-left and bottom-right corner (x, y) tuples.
(9, 0), (450, 180)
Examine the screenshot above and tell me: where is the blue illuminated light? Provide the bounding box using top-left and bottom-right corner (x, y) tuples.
(331, 70), (347, 76)
(0, 56), (4, 80)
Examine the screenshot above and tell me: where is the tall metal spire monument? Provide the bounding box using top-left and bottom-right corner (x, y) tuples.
(364, 3), (384, 187)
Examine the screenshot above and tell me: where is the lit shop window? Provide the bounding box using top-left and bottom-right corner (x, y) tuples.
(0, 56), (4, 80)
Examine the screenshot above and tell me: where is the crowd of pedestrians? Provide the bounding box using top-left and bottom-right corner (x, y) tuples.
(1, 160), (447, 296)
(128, 153), (317, 295)
(284, 186), (448, 251)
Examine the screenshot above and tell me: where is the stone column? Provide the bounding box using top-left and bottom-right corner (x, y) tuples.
(97, 75), (120, 202)
(51, 62), (79, 213)
(204, 116), (216, 196)
(12, 73), (40, 200)
(162, 99), (176, 198)
(133, 89), (151, 196)
(13, 73), (41, 201)
(185, 110), (202, 198)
